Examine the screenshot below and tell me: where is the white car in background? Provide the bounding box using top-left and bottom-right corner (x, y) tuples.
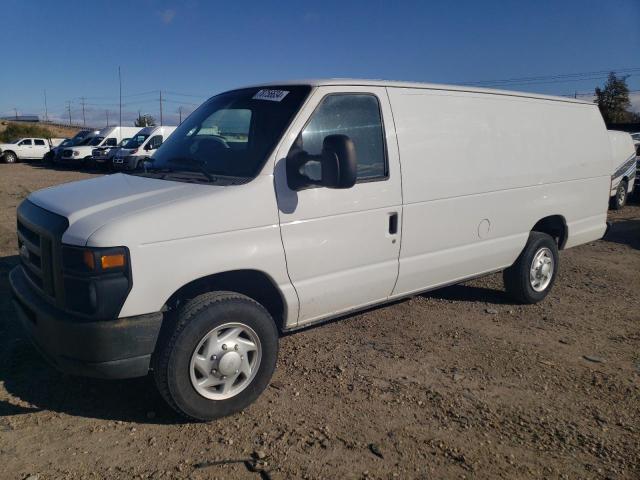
(607, 131), (637, 209)
(0, 137), (61, 163)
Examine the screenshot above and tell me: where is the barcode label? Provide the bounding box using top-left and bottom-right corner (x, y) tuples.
(253, 89), (289, 102)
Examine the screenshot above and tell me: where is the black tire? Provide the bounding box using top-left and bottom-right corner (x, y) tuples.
(3, 152), (17, 163)
(503, 232), (559, 304)
(610, 180), (627, 210)
(153, 291), (279, 421)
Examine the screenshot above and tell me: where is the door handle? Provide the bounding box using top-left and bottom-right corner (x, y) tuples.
(388, 212), (398, 235)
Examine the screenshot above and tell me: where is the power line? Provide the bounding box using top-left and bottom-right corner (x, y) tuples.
(462, 67), (640, 87)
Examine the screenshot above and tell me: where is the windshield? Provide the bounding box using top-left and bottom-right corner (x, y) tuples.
(77, 136), (96, 146)
(88, 136), (105, 146)
(133, 85), (311, 183)
(124, 134), (149, 149)
(631, 133), (640, 141)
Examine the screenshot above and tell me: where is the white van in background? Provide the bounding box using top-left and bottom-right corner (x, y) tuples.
(59, 126), (141, 166)
(607, 130), (637, 209)
(91, 137), (132, 169)
(112, 125), (177, 170)
(10, 80), (611, 420)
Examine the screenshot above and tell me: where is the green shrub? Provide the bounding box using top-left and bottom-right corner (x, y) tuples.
(0, 123), (56, 143)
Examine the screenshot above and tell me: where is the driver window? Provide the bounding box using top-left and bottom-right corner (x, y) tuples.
(148, 135), (163, 149)
(105, 138), (117, 146)
(20, 139), (33, 146)
(295, 94), (387, 182)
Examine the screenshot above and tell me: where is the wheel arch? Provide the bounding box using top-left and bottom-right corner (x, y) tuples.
(164, 269), (287, 331)
(531, 215), (568, 250)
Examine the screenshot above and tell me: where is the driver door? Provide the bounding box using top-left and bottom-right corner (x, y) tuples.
(274, 86), (402, 325)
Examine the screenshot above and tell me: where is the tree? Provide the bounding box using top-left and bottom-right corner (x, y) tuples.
(134, 114), (156, 127)
(594, 72), (637, 124)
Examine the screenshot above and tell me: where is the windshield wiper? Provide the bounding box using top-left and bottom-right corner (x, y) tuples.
(166, 157), (215, 182)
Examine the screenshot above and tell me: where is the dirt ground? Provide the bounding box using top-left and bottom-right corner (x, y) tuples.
(0, 163), (638, 480)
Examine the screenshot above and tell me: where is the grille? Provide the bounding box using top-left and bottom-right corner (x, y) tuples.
(17, 219), (54, 297)
(16, 200), (69, 307)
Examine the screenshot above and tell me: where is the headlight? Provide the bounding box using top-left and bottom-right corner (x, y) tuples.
(63, 246), (128, 273)
(61, 245), (131, 317)
(73, 151), (79, 157)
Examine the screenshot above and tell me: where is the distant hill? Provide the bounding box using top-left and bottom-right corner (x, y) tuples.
(0, 121), (82, 142)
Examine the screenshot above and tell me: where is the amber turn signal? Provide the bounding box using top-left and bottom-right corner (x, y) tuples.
(101, 253), (126, 269)
(83, 250), (95, 270)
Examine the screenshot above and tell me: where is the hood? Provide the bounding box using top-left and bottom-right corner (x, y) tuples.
(115, 148), (135, 157)
(28, 174), (214, 245)
(26, 173), (276, 247)
(68, 145), (96, 153)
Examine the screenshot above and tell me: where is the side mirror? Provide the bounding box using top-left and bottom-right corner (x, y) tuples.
(286, 134), (357, 190)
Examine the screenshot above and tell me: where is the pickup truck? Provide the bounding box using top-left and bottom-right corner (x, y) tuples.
(0, 137), (64, 163)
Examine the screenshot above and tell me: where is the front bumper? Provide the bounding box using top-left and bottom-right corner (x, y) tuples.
(112, 156), (140, 170)
(10, 266), (163, 379)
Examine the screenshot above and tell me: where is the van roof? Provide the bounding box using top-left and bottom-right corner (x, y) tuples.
(245, 78), (593, 105)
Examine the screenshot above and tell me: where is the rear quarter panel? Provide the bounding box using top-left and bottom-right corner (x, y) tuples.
(387, 87), (610, 296)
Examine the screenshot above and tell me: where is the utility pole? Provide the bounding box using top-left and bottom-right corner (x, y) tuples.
(574, 91), (577, 99)
(118, 66), (122, 127)
(80, 97), (86, 127)
(44, 89), (48, 122)
(178, 106), (182, 125)
(159, 90), (163, 126)
(66, 101), (72, 125)
(106, 110), (109, 127)
(14, 108), (18, 120)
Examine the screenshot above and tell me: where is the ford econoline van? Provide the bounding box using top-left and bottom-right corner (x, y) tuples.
(10, 80), (611, 420)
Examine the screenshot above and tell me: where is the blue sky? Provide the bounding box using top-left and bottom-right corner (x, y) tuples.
(2, 0), (639, 126)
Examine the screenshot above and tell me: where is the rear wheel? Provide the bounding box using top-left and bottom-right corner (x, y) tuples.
(3, 152), (17, 163)
(610, 180), (628, 210)
(503, 232), (559, 304)
(153, 292), (279, 421)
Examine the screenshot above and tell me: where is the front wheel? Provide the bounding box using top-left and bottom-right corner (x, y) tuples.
(503, 232), (559, 304)
(3, 152), (17, 163)
(610, 180), (628, 210)
(153, 292), (279, 421)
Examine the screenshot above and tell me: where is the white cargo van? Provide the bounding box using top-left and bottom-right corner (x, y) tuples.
(59, 126), (140, 166)
(607, 130), (637, 209)
(10, 80), (611, 420)
(112, 125), (177, 170)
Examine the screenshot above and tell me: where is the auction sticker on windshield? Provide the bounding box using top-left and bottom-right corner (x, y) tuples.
(253, 89), (289, 101)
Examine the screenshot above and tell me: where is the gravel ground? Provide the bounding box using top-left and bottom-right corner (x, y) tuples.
(0, 163), (639, 480)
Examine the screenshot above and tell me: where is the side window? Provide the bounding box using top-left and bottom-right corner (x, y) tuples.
(20, 139), (33, 146)
(34, 139), (46, 146)
(105, 138), (117, 147)
(148, 135), (163, 149)
(296, 94), (387, 181)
